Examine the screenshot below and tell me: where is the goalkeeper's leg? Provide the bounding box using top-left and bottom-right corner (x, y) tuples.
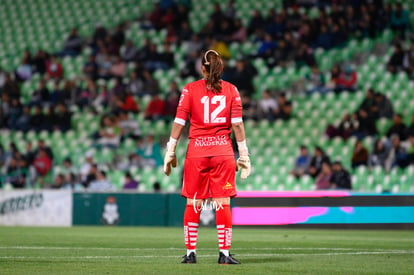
(182, 199), (202, 263)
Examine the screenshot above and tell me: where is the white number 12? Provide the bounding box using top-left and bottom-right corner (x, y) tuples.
(201, 95), (226, 123)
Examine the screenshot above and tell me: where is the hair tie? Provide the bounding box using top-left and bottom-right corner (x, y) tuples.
(204, 50), (220, 66)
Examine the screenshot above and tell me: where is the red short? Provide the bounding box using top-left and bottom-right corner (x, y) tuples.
(182, 155), (237, 199)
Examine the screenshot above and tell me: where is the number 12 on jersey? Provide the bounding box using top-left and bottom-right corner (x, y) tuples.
(201, 95), (226, 124)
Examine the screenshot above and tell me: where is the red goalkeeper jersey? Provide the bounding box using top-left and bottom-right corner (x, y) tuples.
(174, 79), (243, 158)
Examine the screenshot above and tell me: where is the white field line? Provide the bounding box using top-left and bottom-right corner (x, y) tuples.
(0, 246), (411, 252)
(1, 251), (414, 260)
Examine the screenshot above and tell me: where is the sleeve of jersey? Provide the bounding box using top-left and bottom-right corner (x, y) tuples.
(231, 86), (243, 124)
(174, 87), (190, 126)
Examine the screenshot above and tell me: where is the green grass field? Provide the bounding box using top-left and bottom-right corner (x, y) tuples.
(1, 227), (413, 274)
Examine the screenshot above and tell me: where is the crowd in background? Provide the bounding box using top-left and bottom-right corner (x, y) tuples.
(0, 0), (413, 189)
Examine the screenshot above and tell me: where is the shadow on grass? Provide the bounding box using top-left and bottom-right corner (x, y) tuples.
(241, 257), (292, 264)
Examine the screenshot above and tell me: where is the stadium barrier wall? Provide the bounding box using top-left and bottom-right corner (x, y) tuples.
(232, 191), (414, 229)
(72, 192), (186, 226)
(2, 191), (414, 228)
(0, 190), (72, 226)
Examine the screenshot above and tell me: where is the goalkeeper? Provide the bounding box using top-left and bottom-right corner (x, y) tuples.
(164, 50), (251, 265)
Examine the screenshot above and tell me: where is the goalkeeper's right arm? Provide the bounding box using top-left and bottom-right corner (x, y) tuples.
(232, 121), (251, 180)
(164, 122), (185, 176)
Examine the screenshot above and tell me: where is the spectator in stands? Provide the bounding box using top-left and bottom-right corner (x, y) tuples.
(114, 92), (139, 114)
(0, 67), (6, 90)
(30, 81), (50, 106)
(51, 174), (66, 189)
(153, 182), (161, 192)
(326, 65), (341, 91)
(8, 98), (22, 130)
(136, 134), (163, 168)
(30, 105), (44, 132)
(230, 18), (247, 42)
(390, 3), (409, 40)
(14, 105), (31, 132)
(315, 161), (332, 190)
(375, 93), (394, 119)
(110, 56), (126, 78)
(358, 88), (376, 114)
(46, 55), (64, 79)
(80, 151), (95, 186)
(295, 43), (316, 67)
(258, 90), (278, 121)
(248, 10), (264, 35)
(317, 25), (333, 50)
(0, 108), (6, 129)
(112, 24), (125, 47)
(89, 170), (115, 191)
(3, 73), (20, 100)
(61, 28), (82, 56)
(83, 55), (99, 81)
(117, 111), (141, 140)
(386, 135), (408, 170)
(258, 33), (277, 59)
(15, 57), (32, 81)
(335, 65), (357, 93)
(388, 43), (405, 74)
(36, 140), (54, 161)
(141, 70), (160, 95)
(145, 93), (165, 120)
(278, 100), (292, 120)
(326, 113), (358, 140)
(32, 148), (52, 179)
(54, 103), (72, 132)
(308, 146), (330, 178)
(290, 145), (311, 178)
(386, 114), (407, 141)
(369, 139), (389, 169)
(330, 161), (352, 190)
(4, 157), (27, 188)
(97, 115), (121, 148)
(123, 171), (139, 190)
(406, 134), (414, 166)
(354, 109), (377, 138)
(406, 114), (414, 137)
(406, 40), (414, 79)
(49, 81), (62, 105)
(98, 53), (113, 79)
(351, 140), (369, 169)
(41, 106), (56, 132)
(23, 141), (35, 166)
(305, 65), (327, 94)
(241, 95), (257, 121)
(32, 50), (48, 74)
(61, 157), (77, 176)
(127, 71), (144, 96)
(230, 59), (256, 98)
(122, 39), (138, 62)
(164, 83), (180, 119)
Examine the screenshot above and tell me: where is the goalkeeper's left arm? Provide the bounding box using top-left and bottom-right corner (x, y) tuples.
(164, 122), (185, 176)
(232, 121), (251, 179)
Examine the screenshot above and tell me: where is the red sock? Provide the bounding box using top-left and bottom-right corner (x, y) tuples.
(184, 205), (201, 250)
(216, 204), (232, 251)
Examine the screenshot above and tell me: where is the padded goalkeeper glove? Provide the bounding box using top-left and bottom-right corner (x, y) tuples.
(236, 141), (251, 180)
(164, 138), (177, 176)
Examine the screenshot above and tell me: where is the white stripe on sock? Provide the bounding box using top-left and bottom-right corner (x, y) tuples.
(217, 225), (225, 229)
(188, 222), (199, 226)
(218, 230), (224, 233)
(189, 232), (197, 236)
(190, 243), (196, 246)
(188, 227), (198, 231)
